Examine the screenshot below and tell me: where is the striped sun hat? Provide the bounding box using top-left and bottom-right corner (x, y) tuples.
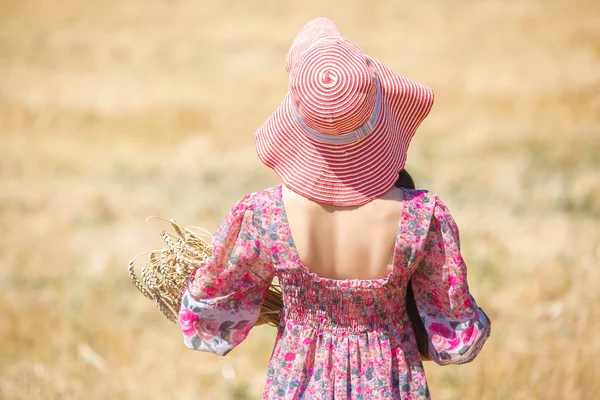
(254, 18), (435, 206)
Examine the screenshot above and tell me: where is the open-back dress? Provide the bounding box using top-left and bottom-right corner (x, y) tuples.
(178, 185), (491, 399)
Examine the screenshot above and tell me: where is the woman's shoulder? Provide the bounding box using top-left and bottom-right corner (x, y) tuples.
(215, 186), (281, 237)
(400, 189), (460, 237)
(401, 187), (437, 204)
(242, 185), (280, 207)
(228, 186), (281, 220)
(400, 188), (454, 219)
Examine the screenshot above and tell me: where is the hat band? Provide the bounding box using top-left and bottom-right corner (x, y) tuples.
(290, 79), (382, 145)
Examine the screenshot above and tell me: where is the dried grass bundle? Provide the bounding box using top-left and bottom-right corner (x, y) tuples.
(128, 217), (283, 327)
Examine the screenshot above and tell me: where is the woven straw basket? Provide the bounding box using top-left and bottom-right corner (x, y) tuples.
(127, 217), (283, 327)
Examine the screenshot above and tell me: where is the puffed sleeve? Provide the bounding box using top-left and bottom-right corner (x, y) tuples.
(178, 194), (275, 356)
(411, 196), (491, 365)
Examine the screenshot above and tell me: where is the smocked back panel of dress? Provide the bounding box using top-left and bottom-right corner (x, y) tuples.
(258, 185), (431, 399)
(273, 185), (419, 334)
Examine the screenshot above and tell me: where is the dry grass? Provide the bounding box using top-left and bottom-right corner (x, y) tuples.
(1, 0), (600, 399)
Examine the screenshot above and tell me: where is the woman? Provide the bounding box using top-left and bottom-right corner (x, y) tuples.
(178, 18), (491, 399)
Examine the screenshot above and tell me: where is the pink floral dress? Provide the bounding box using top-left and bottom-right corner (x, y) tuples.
(178, 185), (491, 399)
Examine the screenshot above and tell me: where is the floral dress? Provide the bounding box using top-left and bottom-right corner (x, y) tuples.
(178, 185), (491, 399)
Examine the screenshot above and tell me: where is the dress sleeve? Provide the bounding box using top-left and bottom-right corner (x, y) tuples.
(411, 196), (491, 365)
(178, 194), (275, 356)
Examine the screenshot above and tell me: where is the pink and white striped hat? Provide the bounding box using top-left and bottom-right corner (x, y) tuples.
(254, 18), (435, 206)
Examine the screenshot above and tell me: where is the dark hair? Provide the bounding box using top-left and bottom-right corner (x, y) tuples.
(395, 169), (415, 190)
(394, 169), (430, 359)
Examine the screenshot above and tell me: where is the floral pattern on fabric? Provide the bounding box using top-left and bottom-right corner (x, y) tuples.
(410, 197), (491, 364)
(179, 194), (275, 356)
(178, 186), (490, 399)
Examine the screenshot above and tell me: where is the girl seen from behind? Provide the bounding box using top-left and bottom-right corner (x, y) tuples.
(178, 18), (491, 399)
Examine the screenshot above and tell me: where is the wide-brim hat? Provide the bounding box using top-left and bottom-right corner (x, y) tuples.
(254, 18), (434, 206)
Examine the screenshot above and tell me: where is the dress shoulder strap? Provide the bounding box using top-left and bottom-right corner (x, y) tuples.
(390, 188), (437, 280)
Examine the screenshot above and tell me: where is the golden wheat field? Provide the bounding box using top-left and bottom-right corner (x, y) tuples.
(1, 0), (600, 399)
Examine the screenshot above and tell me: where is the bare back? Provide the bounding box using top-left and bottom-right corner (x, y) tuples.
(281, 185), (405, 280)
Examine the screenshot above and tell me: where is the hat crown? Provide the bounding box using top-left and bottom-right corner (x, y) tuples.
(288, 33), (378, 136)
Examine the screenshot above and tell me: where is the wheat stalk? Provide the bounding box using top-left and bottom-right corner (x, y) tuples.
(128, 217), (282, 327)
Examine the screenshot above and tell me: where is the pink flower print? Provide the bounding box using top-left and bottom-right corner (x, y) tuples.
(284, 352), (296, 362)
(429, 322), (456, 340)
(303, 338), (312, 345)
(461, 324), (475, 343)
(213, 277), (224, 288)
(231, 326), (252, 345)
(453, 254), (465, 265)
(205, 286), (217, 297)
(179, 309), (199, 337)
(430, 321), (462, 351)
(448, 276), (458, 287)
(432, 295), (444, 310)
(430, 333), (446, 351)
(193, 318), (220, 342)
(463, 297), (472, 308)
(204, 278), (225, 298)
(232, 292), (244, 301)
(375, 365), (387, 377)
(271, 245), (280, 254)
(446, 336), (461, 351)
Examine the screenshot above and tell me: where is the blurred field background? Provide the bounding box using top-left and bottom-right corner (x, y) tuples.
(1, 0), (600, 399)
